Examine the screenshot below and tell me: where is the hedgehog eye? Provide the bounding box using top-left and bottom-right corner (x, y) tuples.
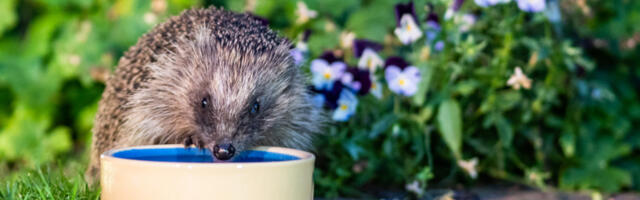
(250, 100), (259, 115)
(201, 98), (208, 108)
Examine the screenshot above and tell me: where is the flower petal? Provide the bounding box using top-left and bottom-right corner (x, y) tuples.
(311, 59), (329, 74)
(385, 65), (402, 82)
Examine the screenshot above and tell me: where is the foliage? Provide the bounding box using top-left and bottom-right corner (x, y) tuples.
(0, 0), (638, 198)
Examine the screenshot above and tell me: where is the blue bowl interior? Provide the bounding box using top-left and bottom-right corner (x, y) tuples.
(111, 147), (300, 163)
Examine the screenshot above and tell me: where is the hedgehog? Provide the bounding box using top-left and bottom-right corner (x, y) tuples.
(86, 7), (323, 182)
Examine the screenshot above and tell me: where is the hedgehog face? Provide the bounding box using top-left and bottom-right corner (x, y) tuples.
(190, 72), (293, 160)
(122, 26), (317, 161)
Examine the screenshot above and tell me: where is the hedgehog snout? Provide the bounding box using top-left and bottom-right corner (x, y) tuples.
(212, 143), (235, 160)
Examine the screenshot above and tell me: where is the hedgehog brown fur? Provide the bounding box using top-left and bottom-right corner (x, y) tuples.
(86, 7), (324, 183)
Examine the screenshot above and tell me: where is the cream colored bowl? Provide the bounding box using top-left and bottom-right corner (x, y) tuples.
(100, 144), (315, 200)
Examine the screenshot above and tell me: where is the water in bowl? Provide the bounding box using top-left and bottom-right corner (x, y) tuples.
(112, 147), (299, 163)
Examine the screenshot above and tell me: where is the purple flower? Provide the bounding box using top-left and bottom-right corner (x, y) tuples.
(384, 56), (410, 70)
(445, 0), (465, 19)
(424, 4), (441, 43)
(384, 57), (421, 96)
(474, 0), (511, 7)
(434, 41), (445, 52)
(318, 51), (342, 64)
(291, 30), (312, 66)
(517, 0), (546, 12)
(353, 39), (383, 58)
(451, 0), (465, 12)
(310, 81), (344, 110)
(311, 53), (347, 90)
(290, 49), (305, 66)
(394, 2), (419, 25)
(311, 93), (326, 108)
(353, 40), (384, 72)
(332, 90), (358, 121)
(341, 67), (372, 95)
(394, 2), (422, 44)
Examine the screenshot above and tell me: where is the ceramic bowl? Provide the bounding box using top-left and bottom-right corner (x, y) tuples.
(100, 144), (315, 200)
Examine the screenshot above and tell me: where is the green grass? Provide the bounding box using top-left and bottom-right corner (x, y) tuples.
(0, 162), (100, 200)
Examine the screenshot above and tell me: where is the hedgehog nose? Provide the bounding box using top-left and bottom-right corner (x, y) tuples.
(213, 143), (235, 160)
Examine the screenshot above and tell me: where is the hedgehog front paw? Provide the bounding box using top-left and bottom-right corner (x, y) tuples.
(183, 136), (194, 148)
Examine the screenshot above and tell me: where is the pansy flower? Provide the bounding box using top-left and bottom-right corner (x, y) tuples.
(311, 52), (346, 90)
(341, 67), (372, 95)
(424, 5), (441, 43)
(474, 0), (511, 7)
(290, 30), (311, 66)
(384, 57), (421, 96)
(295, 1), (318, 24)
(369, 75), (383, 99)
(310, 81), (344, 110)
(444, 0), (465, 20)
(516, 0), (546, 13)
(353, 39), (384, 73)
(434, 41), (445, 52)
(455, 13), (476, 32)
(394, 2), (422, 45)
(507, 67), (532, 90)
(332, 89), (358, 121)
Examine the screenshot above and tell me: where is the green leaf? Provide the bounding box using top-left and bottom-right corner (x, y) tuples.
(560, 167), (631, 193)
(559, 132), (575, 157)
(0, 0), (17, 37)
(495, 115), (513, 147)
(306, 0), (359, 19)
(437, 99), (463, 158)
(369, 114), (396, 139)
(23, 13), (67, 58)
(345, 2), (395, 42)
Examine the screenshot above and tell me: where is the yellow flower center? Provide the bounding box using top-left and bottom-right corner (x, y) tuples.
(323, 72), (331, 79)
(406, 23), (412, 31)
(340, 104), (348, 110)
(398, 78), (406, 86)
(371, 83), (377, 89)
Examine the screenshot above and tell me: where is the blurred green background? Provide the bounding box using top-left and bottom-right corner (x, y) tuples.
(0, 0), (639, 198)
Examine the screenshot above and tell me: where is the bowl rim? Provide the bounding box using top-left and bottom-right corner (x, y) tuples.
(100, 144), (315, 168)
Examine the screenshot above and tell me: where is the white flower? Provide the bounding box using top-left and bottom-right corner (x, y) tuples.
(357, 48), (384, 73)
(444, 8), (455, 20)
(143, 12), (158, 25)
(332, 90), (358, 121)
(394, 14), (422, 45)
(311, 59), (346, 90)
(456, 13), (476, 32)
(385, 65), (421, 96)
(516, 0), (546, 13)
(457, 157), (478, 179)
(405, 180), (423, 196)
(339, 31), (356, 49)
(507, 67), (532, 90)
(295, 1), (317, 24)
(370, 76), (383, 99)
(475, 0), (511, 7)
